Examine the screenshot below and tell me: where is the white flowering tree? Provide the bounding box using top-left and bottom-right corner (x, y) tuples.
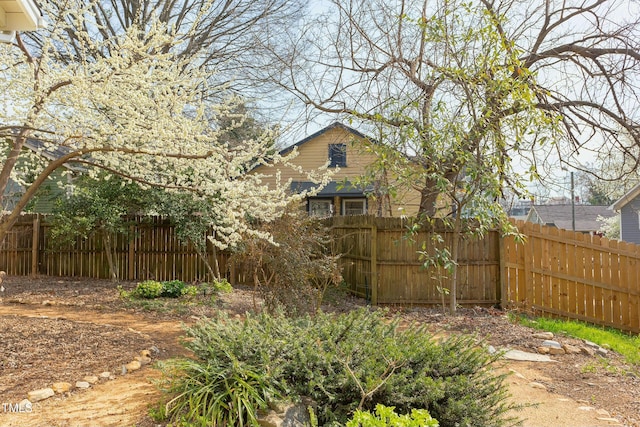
(0, 2), (327, 248)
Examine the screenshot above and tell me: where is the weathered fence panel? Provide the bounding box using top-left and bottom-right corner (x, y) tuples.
(328, 216), (501, 307)
(0, 214), (238, 283)
(4, 213), (640, 333)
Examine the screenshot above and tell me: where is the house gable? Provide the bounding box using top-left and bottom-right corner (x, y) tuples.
(253, 123), (420, 217)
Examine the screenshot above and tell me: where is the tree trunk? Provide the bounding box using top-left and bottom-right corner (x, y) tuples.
(103, 233), (119, 282)
(194, 245), (219, 281)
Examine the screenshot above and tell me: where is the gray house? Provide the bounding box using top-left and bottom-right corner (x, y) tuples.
(526, 204), (615, 234)
(611, 183), (640, 244)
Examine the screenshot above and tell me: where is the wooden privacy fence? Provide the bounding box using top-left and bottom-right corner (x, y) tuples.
(328, 216), (501, 307)
(3, 214), (640, 333)
(0, 214), (239, 283)
(329, 216), (640, 333)
(503, 219), (640, 334)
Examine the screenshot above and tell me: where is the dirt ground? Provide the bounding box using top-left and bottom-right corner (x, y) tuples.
(0, 276), (638, 427)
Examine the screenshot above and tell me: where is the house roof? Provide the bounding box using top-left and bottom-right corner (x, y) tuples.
(0, 0), (45, 43)
(281, 122), (370, 155)
(0, 0), (45, 31)
(291, 180), (372, 197)
(526, 204), (616, 232)
(611, 182), (640, 211)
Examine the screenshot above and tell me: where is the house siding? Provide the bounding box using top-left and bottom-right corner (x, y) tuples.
(620, 199), (640, 244)
(253, 125), (421, 216)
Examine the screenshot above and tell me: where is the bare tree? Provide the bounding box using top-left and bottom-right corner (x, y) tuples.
(270, 0), (640, 313)
(23, 0), (306, 96)
(274, 0), (640, 216)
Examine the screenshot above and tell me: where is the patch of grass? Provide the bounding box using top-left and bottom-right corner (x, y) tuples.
(510, 314), (640, 365)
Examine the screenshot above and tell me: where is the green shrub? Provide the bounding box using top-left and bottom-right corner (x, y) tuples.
(346, 404), (439, 427)
(159, 309), (519, 427)
(161, 280), (187, 298)
(159, 356), (281, 427)
(132, 280), (163, 299)
(211, 278), (233, 293)
(181, 285), (199, 298)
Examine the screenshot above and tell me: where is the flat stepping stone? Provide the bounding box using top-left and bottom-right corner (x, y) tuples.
(503, 349), (557, 362)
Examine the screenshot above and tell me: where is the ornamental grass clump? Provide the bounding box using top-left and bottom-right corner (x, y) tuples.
(157, 309), (519, 427)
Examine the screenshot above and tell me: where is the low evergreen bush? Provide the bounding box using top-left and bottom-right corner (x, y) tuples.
(158, 309), (519, 427)
(131, 280), (163, 299)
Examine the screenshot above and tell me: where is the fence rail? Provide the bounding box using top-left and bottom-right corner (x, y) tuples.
(2, 214), (640, 333)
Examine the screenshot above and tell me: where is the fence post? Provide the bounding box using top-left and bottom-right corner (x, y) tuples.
(127, 224), (135, 280)
(498, 231), (505, 307)
(31, 214), (40, 277)
(371, 220), (378, 306)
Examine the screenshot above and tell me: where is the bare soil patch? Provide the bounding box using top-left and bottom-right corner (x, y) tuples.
(0, 276), (639, 426)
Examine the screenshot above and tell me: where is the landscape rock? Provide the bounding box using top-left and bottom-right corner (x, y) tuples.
(125, 360), (141, 372)
(140, 349), (152, 358)
(99, 371), (111, 379)
(75, 381), (91, 389)
(548, 347), (566, 355)
(580, 346), (596, 356)
(542, 340), (562, 349)
(257, 401), (313, 427)
(503, 349), (557, 362)
(596, 347), (609, 357)
(83, 375), (99, 384)
(52, 382), (72, 393)
(537, 346), (550, 354)
(533, 331), (554, 340)
(562, 344), (582, 354)
(27, 388), (55, 402)
(135, 355), (152, 365)
(258, 411), (282, 427)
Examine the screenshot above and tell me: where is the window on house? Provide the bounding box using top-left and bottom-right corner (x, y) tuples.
(309, 199), (333, 217)
(342, 199), (367, 216)
(329, 144), (347, 167)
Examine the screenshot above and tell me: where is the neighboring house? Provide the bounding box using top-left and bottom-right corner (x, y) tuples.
(526, 204), (615, 234)
(611, 183), (640, 244)
(252, 122), (421, 217)
(2, 137), (79, 213)
(0, 0), (45, 43)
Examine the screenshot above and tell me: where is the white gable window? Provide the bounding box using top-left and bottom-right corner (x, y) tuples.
(342, 199), (367, 216)
(309, 199), (333, 217)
